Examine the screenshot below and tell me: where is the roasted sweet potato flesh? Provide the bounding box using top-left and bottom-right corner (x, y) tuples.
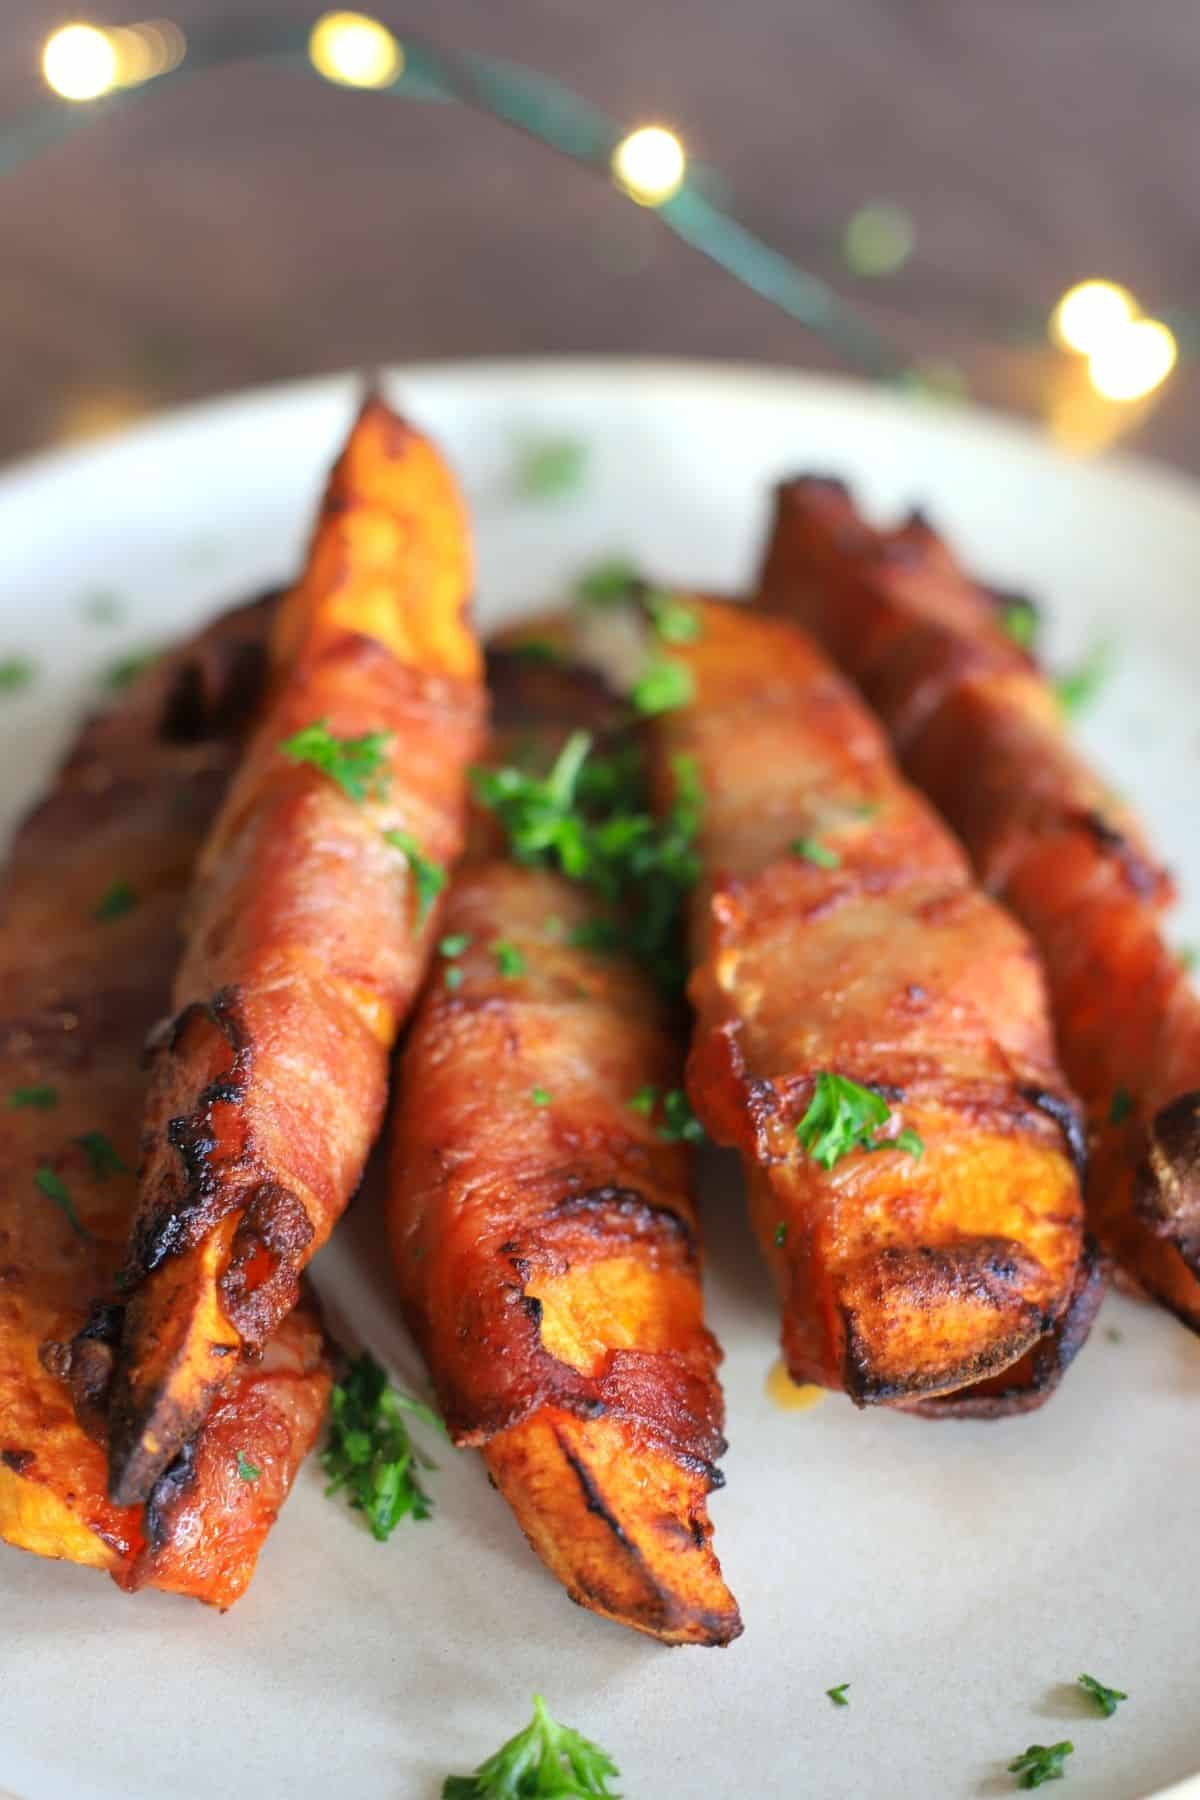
(757, 477), (1198, 1328)
(387, 661), (740, 1645)
(648, 597), (1085, 1404)
(108, 397), (485, 1504)
(0, 602), (330, 1605)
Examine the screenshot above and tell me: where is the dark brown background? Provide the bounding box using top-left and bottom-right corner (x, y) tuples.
(4, 1), (1200, 469)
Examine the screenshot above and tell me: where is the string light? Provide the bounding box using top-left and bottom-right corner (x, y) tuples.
(42, 23), (119, 100)
(1051, 280), (1136, 354)
(309, 12), (402, 88)
(611, 125), (687, 206)
(843, 203), (914, 277)
(1088, 318), (1177, 403)
(108, 21), (187, 85)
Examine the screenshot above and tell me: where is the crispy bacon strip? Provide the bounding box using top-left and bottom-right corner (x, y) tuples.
(107, 398), (485, 1505)
(386, 655), (741, 1645)
(758, 478), (1200, 1327)
(0, 602), (331, 1605)
(646, 597), (1085, 1404)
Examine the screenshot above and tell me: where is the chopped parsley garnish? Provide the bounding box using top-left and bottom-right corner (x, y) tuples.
(510, 637), (566, 665)
(34, 1167), (89, 1240)
(659, 1088), (704, 1144)
(439, 933), (472, 959)
(1077, 1674), (1127, 1717)
(236, 1450), (261, 1483)
(796, 1072), (923, 1170)
(93, 879), (136, 922)
(627, 1084), (658, 1116)
(531, 1087), (553, 1107)
(0, 658), (36, 693)
(442, 1694), (620, 1800)
(279, 719), (391, 803)
(791, 837), (841, 869)
(1179, 945), (1197, 974)
(515, 438), (589, 500)
(1000, 599), (1039, 652)
(631, 657), (694, 717)
(574, 557), (640, 608)
(472, 734), (702, 991)
(75, 1131), (128, 1180)
(8, 1085), (58, 1110)
(775, 1221), (788, 1246)
(383, 830), (445, 926)
(1055, 642), (1113, 718)
(444, 965), (465, 992)
(826, 1683), (850, 1707)
(646, 592), (702, 644)
(105, 649), (159, 691)
(1105, 1325), (1123, 1344)
(321, 1351), (443, 1540)
(1108, 1086), (1133, 1126)
(492, 940), (526, 978)
(1008, 1743), (1073, 1789)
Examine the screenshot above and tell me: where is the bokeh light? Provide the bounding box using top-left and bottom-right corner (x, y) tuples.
(611, 126), (687, 206)
(843, 203), (914, 277)
(1051, 280), (1136, 354)
(1088, 318), (1177, 402)
(42, 23), (119, 100)
(309, 12), (402, 89)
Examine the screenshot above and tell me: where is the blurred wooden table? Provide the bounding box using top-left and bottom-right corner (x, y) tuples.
(4, 0), (1200, 470)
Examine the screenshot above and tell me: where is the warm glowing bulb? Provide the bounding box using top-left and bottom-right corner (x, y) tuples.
(42, 22), (119, 100)
(309, 11), (402, 88)
(1051, 280), (1136, 354)
(1087, 318), (1177, 403)
(611, 125), (687, 206)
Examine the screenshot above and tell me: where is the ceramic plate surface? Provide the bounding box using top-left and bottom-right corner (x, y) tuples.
(2, 360), (1200, 1800)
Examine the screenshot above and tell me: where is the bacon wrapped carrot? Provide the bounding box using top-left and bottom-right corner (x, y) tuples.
(758, 479), (1200, 1329)
(107, 397), (485, 1505)
(645, 597), (1086, 1404)
(386, 653), (741, 1645)
(0, 601), (331, 1605)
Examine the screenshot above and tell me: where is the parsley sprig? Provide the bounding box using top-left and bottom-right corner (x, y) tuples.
(443, 1694), (620, 1799)
(796, 1072), (924, 1170)
(75, 1131), (128, 1180)
(321, 1352), (444, 1540)
(1008, 1742), (1073, 1789)
(383, 829), (445, 926)
(1077, 1673), (1127, 1718)
(8, 1084), (57, 1110)
(1055, 641), (1113, 718)
(279, 719), (392, 803)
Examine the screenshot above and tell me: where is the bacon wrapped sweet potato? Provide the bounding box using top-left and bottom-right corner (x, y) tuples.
(758, 479), (1200, 1329)
(0, 601), (331, 1605)
(646, 597), (1086, 1404)
(107, 398), (485, 1505)
(386, 654), (741, 1645)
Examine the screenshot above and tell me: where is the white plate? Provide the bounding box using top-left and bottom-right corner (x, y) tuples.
(2, 360), (1199, 1800)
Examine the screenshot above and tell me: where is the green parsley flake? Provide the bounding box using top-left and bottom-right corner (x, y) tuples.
(659, 1088), (704, 1144)
(796, 1072), (923, 1170)
(444, 965), (465, 992)
(647, 592), (702, 644)
(775, 1221), (787, 1246)
(1008, 1742), (1073, 1789)
(574, 557), (640, 608)
(1055, 642), (1113, 718)
(321, 1352), (443, 1540)
(279, 719), (391, 803)
(441, 1694), (619, 1800)
(1179, 945), (1197, 974)
(531, 1087), (553, 1107)
(627, 1084), (658, 1116)
(1000, 599), (1039, 652)
(510, 638), (566, 665)
(8, 1085), (58, 1110)
(439, 933), (472, 959)
(34, 1167), (89, 1240)
(105, 649), (159, 691)
(383, 830), (445, 927)
(0, 658), (36, 694)
(826, 1683), (850, 1707)
(491, 940), (526, 978)
(515, 438), (589, 500)
(791, 837), (841, 869)
(236, 1451), (261, 1483)
(1077, 1673), (1127, 1717)
(1109, 1086), (1134, 1126)
(631, 657), (694, 717)
(75, 1131), (128, 1181)
(93, 879), (136, 922)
